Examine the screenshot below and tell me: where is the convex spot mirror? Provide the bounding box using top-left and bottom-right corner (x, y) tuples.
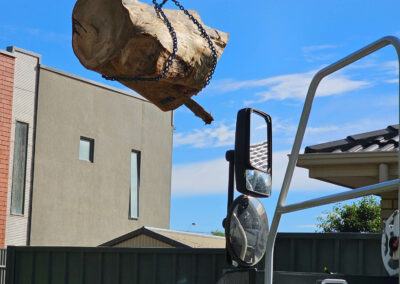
(235, 108), (272, 197)
(225, 195), (269, 267)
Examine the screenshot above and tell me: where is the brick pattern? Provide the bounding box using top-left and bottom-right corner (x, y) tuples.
(0, 54), (15, 247)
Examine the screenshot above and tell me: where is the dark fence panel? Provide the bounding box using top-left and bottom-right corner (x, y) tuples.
(0, 248), (6, 284)
(5, 233), (391, 284)
(6, 247), (230, 284)
(273, 233), (387, 276)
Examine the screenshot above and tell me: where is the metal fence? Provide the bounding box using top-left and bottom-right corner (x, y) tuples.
(4, 233), (391, 284)
(6, 247), (231, 284)
(0, 248), (6, 284)
(273, 233), (387, 276)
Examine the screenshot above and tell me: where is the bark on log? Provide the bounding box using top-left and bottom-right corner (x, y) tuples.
(72, 0), (229, 124)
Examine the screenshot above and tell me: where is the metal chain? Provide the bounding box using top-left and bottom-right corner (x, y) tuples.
(170, 0), (218, 88)
(102, 0), (218, 93)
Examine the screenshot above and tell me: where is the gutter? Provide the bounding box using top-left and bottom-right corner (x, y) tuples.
(297, 151), (398, 168)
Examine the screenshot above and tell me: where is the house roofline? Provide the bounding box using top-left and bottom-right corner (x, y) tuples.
(297, 151), (397, 168)
(0, 50), (15, 58)
(39, 65), (150, 103)
(144, 226), (224, 240)
(99, 227), (191, 248)
(6, 46), (41, 63)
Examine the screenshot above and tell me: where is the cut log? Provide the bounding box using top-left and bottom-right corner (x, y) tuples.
(72, 0), (229, 124)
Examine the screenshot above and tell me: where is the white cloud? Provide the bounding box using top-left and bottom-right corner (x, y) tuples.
(276, 122), (342, 137)
(381, 60), (398, 76)
(273, 118), (297, 134)
(172, 158), (228, 196)
(248, 72), (371, 103)
(210, 78), (275, 93)
(301, 44), (341, 62)
(171, 150), (341, 196)
(347, 59), (398, 78)
(385, 79), (399, 84)
(301, 44), (341, 53)
(211, 57), (398, 103)
(174, 122), (235, 148)
(211, 71), (370, 104)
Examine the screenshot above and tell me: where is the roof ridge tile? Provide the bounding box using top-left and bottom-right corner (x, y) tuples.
(304, 124), (399, 154)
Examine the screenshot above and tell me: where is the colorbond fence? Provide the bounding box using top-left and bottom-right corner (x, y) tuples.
(6, 247), (231, 284)
(274, 233), (388, 276)
(0, 249), (5, 284)
(5, 233), (391, 284)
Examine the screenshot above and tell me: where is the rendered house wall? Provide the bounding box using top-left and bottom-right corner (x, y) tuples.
(30, 67), (173, 246)
(0, 51), (15, 247)
(3, 48), (40, 247)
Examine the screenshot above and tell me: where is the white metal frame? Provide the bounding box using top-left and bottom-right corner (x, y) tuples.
(264, 36), (400, 284)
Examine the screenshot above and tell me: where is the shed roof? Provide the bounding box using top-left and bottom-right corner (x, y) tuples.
(100, 226), (225, 248)
(305, 124), (399, 154)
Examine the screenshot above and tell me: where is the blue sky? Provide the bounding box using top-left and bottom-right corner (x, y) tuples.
(1, 1), (399, 234)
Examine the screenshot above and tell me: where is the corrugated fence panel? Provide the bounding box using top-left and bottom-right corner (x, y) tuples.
(273, 233), (388, 276)
(102, 252), (120, 284)
(7, 248), (229, 284)
(123, 251), (140, 284)
(50, 252), (65, 284)
(68, 252), (84, 284)
(315, 238), (335, 273)
(5, 233), (391, 284)
(0, 248), (6, 284)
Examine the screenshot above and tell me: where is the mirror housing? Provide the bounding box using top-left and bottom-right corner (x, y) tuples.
(225, 195), (269, 267)
(235, 108), (272, 198)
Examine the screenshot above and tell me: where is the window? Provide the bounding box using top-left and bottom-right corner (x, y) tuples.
(11, 122), (29, 215)
(130, 151), (140, 219)
(79, 137), (94, 162)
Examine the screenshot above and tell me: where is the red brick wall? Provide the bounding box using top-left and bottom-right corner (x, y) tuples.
(0, 53), (15, 247)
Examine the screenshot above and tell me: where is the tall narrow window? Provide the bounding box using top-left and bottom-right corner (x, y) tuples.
(130, 151), (140, 219)
(11, 122), (29, 215)
(79, 137), (94, 162)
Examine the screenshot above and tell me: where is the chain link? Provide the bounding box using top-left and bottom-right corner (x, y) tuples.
(102, 0), (218, 93)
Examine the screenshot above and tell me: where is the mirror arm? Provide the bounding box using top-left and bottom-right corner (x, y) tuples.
(224, 149), (235, 266)
(226, 150), (235, 213)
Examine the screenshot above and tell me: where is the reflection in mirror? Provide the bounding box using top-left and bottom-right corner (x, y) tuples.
(245, 170), (272, 195)
(249, 112), (269, 172)
(248, 111), (271, 195)
(228, 196), (268, 266)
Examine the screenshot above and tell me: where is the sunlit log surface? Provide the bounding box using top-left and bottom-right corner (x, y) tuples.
(72, 0), (229, 124)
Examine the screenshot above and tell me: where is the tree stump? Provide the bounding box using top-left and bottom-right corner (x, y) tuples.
(72, 0), (229, 124)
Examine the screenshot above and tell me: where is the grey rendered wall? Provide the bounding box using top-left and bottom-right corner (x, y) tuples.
(5, 48), (41, 246)
(30, 67), (173, 246)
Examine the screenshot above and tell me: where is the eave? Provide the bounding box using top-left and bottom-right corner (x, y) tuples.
(297, 151), (398, 197)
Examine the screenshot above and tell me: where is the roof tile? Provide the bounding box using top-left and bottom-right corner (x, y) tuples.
(305, 124), (399, 154)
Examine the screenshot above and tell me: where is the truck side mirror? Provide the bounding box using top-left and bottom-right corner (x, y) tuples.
(225, 195), (269, 267)
(234, 108), (272, 198)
